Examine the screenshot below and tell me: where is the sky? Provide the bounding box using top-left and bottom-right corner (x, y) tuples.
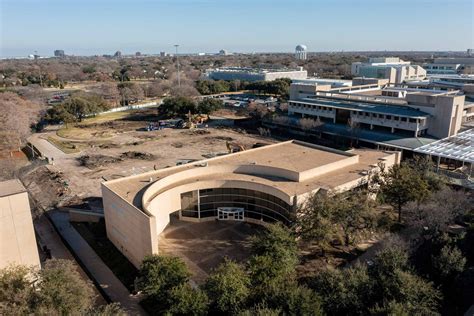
(1, 0), (473, 57)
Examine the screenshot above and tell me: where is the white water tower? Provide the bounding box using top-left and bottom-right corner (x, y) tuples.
(295, 44), (307, 60)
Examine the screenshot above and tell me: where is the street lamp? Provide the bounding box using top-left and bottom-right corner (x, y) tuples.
(174, 44), (180, 88)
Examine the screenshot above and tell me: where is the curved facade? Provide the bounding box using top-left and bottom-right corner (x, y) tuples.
(102, 140), (400, 267)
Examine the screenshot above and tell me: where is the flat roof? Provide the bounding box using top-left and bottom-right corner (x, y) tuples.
(414, 129), (474, 163)
(297, 97), (430, 118)
(209, 67), (305, 74)
(0, 179), (26, 198)
(105, 141), (395, 210)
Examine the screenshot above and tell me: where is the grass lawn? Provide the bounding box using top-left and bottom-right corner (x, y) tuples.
(47, 136), (88, 154)
(72, 220), (138, 292)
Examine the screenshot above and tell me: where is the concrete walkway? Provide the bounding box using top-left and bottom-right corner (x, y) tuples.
(48, 210), (146, 315)
(28, 133), (67, 161)
(34, 214), (107, 306)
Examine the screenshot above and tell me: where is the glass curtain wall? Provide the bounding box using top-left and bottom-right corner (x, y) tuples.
(179, 188), (292, 225)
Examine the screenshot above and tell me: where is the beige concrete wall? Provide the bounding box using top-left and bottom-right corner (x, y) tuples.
(407, 94), (465, 138)
(102, 184), (158, 268)
(0, 192), (40, 269)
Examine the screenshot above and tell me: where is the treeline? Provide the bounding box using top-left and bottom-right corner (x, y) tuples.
(159, 96), (223, 118)
(45, 92), (111, 125)
(0, 259), (126, 315)
(196, 78), (292, 98)
(136, 224), (322, 315)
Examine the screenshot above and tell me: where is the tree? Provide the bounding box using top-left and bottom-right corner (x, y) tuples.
(310, 265), (374, 315)
(0, 259), (97, 315)
(405, 186), (470, 236)
(89, 82), (120, 106)
(85, 303), (127, 316)
(0, 92), (42, 152)
(373, 162), (430, 222)
(36, 259), (95, 314)
(0, 265), (35, 315)
(159, 96), (197, 118)
(167, 283), (208, 316)
(238, 304), (281, 316)
(330, 191), (377, 246)
(136, 255), (191, 312)
(370, 247), (442, 315)
(298, 117), (323, 132)
(117, 82), (144, 105)
(432, 245), (466, 280)
(204, 259), (250, 314)
(247, 224), (299, 303)
(277, 283), (324, 316)
(296, 193), (335, 254)
(197, 98), (223, 116)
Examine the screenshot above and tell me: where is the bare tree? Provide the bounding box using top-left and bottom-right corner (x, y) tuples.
(298, 117), (323, 132)
(405, 187), (471, 236)
(89, 82), (120, 106)
(0, 92), (42, 152)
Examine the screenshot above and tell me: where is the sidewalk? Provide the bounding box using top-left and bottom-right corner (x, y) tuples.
(48, 210), (146, 315)
(34, 215), (107, 306)
(28, 133), (67, 161)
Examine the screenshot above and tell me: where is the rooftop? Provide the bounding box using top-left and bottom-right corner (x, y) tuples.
(414, 129), (474, 163)
(0, 179), (26, 198)
(298, 96), (430, 118)
(208, 67), (305, 74)
(104, 141), (396, 211)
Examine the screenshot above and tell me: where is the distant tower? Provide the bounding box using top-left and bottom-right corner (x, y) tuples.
(114, 50), (122, 58)
(219, 49), (228, 56)
(295, 44), (307, 60)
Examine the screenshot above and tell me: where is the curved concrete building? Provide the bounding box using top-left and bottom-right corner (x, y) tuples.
(102, 140), (400, 267)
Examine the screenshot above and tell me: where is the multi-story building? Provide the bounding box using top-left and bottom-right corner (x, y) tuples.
(352, 57), (426, 84)
(204, 67), (307, 82)
(54, 50), (65, 57)
(424, 57), (474, 75)
(0, 180), (40, 269)
(288, 80), (466, 140)
(102, 140), (400, 267)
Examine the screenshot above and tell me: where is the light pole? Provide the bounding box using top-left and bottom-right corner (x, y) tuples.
(174, 44), (180, 88)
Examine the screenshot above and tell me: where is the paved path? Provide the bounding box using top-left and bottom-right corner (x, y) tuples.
(48, 210), (146, 315)
(28, 133), (67, 161)
(34, 215), (107, 306)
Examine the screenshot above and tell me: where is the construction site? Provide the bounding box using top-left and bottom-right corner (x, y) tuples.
(23, 107), (272, 283)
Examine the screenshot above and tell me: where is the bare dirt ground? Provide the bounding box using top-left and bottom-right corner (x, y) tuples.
(159, 214), (260, 284)
(32, 109), (274, 205)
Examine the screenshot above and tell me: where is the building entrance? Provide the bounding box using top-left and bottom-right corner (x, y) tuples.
(217, 207), (245, 221)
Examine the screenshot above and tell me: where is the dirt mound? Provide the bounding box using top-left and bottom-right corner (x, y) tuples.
(183, 129), (211, 136)
(205, 135), (234, 142)
(20, 166), (71, 212)
(120, 151), (155, 160)
(77, 155), (123, 169)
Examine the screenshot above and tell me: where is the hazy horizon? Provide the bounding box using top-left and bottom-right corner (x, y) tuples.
(1, 0), (473, 58)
